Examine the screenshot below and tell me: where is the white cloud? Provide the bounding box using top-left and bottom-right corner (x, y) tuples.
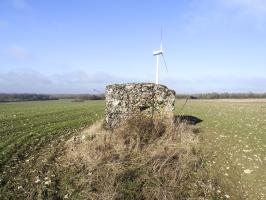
(219, 0), (266, 17)
(52, 70), (122, 85)
(12, 0), (29, 9)
(164, 75), (266, 93)
(0, 70), (265, 93)
(0, 70), (130, 94)
(7, 46), (31, 59)
(183, 0), (266, 35)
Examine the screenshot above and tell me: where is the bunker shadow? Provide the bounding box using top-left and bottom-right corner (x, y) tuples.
(174, 115), (203, 125)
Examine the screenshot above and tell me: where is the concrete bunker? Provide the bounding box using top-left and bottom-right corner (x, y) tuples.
(105, 83), (176, 129)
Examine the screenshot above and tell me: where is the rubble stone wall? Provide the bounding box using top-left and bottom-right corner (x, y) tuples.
(105, 83), (176, 129)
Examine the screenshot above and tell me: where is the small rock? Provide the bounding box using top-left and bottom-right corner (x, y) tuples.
(225, 194), (230, 198)
(244, 169), (253, 174)
(35, 177), (40, 183)
(44, 180), (51, 185)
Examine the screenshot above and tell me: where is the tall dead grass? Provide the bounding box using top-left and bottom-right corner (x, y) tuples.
(61, 114), (223, 200)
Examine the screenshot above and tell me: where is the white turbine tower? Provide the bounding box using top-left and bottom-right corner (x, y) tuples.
(153, 28), (168, 84)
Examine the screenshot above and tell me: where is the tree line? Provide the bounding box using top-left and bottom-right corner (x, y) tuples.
(176, 92), (266, 99)
(54, 94), (105, 101)
(1, 92), (266, 102)
(0, 93), (105, 102)
(0, 93), (58, 102)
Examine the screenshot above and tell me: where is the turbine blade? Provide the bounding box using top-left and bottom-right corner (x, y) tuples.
(161, 54), (168, 72)
(160, 26), (163, 51)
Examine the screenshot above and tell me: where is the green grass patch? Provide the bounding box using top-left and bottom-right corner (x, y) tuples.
(0, 99), (265, 199)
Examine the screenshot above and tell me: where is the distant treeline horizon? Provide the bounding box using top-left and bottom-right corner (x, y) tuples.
(0, 93), (105, 102)
(1, 92), (266, 102)
(176, 92), (266, 99)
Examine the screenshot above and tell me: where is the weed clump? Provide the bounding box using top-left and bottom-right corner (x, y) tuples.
(60, 114), (224, 200)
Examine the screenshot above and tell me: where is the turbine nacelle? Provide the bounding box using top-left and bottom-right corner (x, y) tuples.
(153, 49), (163, 56)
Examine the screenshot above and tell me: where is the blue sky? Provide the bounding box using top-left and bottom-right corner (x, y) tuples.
(0, 0), (266, 94)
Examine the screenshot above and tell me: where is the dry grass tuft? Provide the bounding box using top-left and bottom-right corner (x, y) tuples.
(59, 114), (224, 200)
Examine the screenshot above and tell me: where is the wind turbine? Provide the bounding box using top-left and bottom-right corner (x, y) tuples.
(153, 28), (168, 84)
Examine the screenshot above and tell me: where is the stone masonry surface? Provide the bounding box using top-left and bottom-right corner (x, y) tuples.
(105, 83), (176, 129)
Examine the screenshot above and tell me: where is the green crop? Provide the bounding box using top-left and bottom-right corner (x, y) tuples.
(0, 99), (265, 199)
